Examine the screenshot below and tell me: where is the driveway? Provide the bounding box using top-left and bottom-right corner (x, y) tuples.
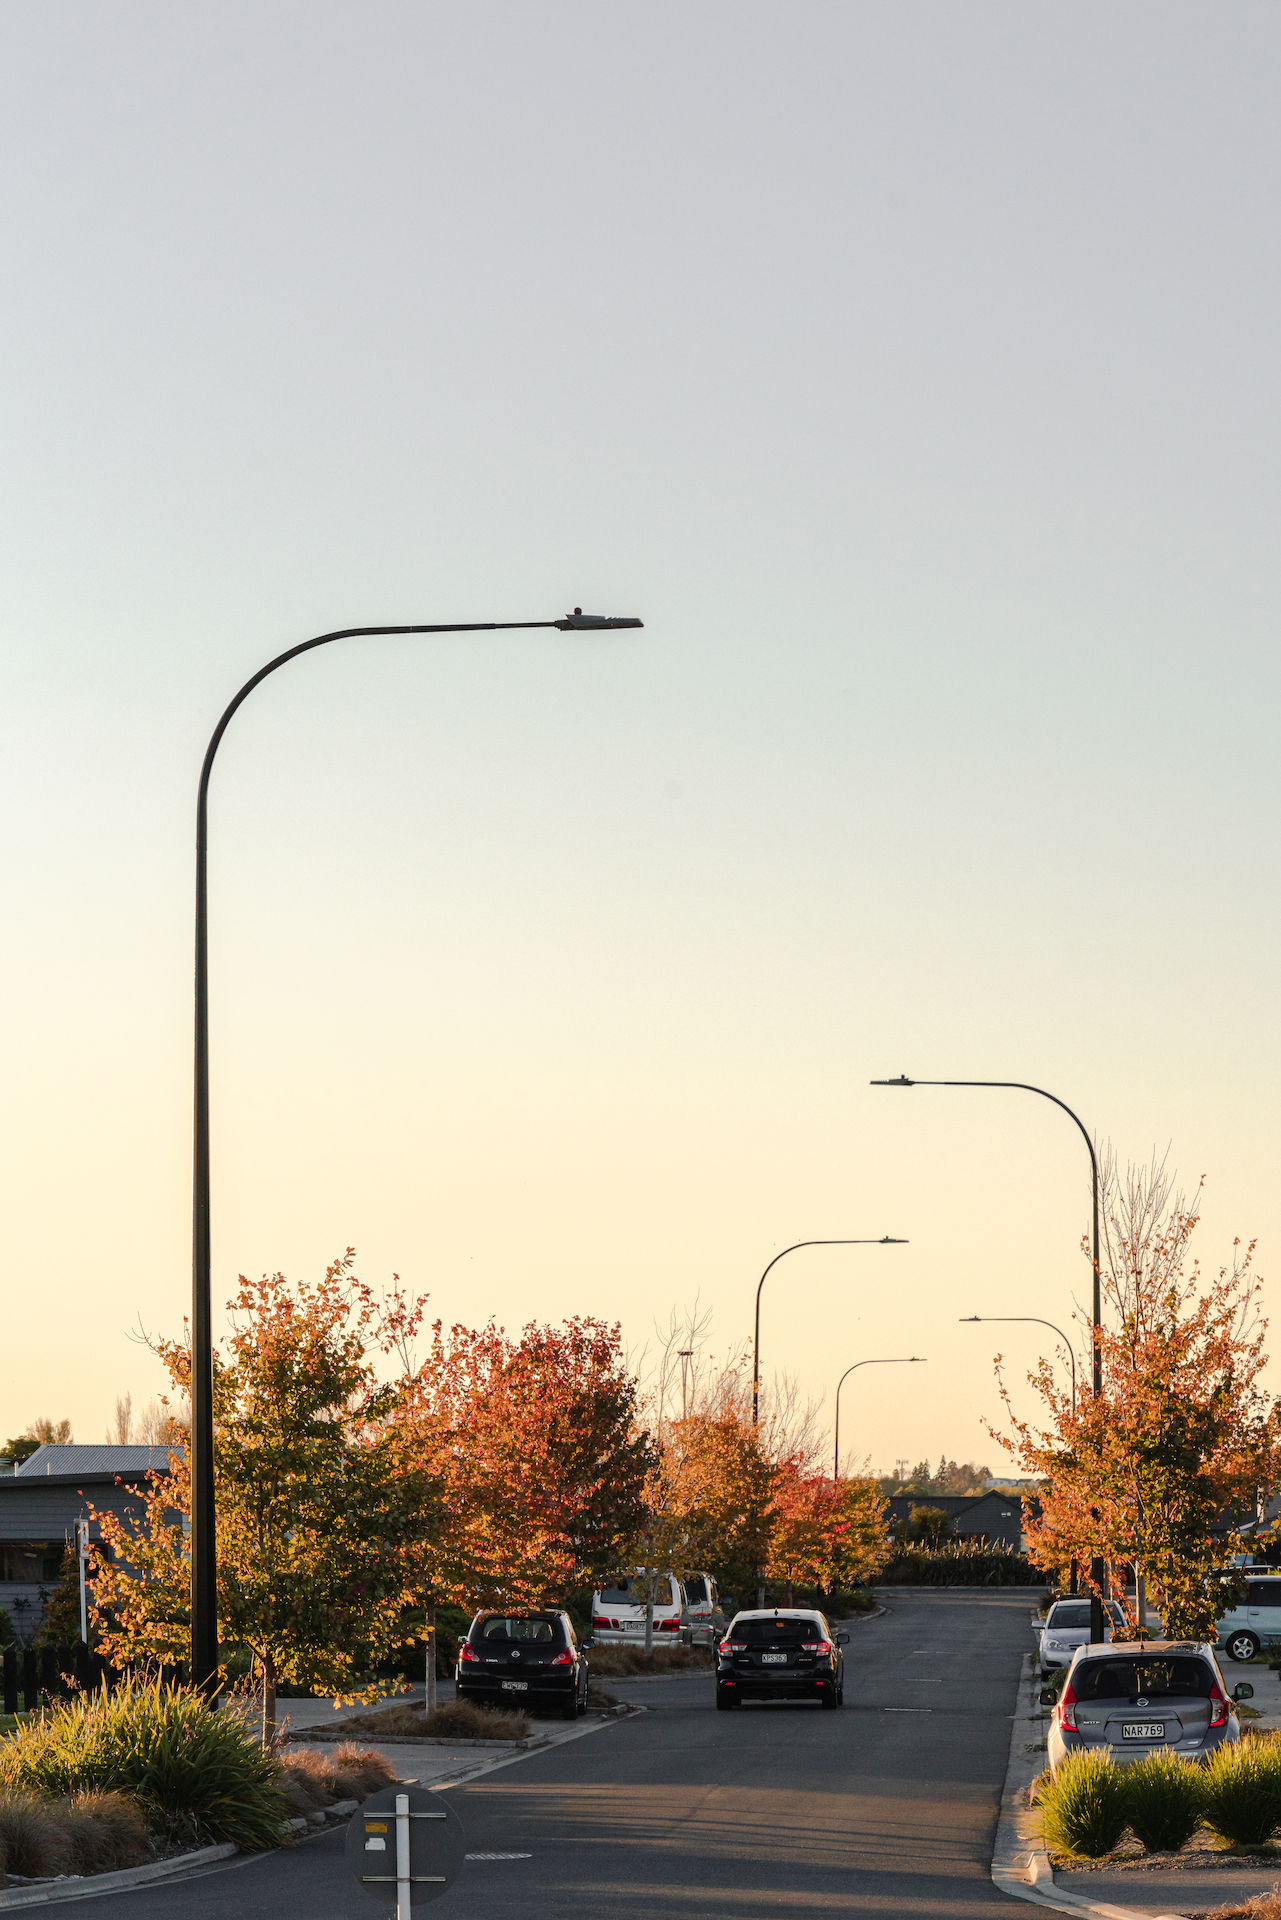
(71, 1589), (1038, 1918)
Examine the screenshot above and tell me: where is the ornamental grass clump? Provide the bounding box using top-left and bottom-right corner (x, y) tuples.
(0, 1788), (149, 1885)
(1038, 1751), (1131, 1859)
(1122, 1750), (1205, 1854)
(1200, 1739), (1281, 1849)
(0, 1679), (283, 1851)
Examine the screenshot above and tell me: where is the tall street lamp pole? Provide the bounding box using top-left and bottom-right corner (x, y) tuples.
(833, 1357), (926, 1481)
(191, 610), (642, 1696)
(873, 1075), (1105, 1640)
(752, 1239), (908, 1430)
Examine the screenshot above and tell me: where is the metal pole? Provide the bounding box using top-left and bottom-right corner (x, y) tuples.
(958, 1317), (1076, 1417)
(833, 1358), (926, 1480)
(77, 1520), (89, 1645)
(752, 1238), (907, 1429)
(874, 1076), (1104, 1640)
(396, 1791), (412, 1920)
(191, 613), (642, 1695)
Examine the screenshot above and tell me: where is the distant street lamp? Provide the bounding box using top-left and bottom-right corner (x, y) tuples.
(874, 1074), (1105, 1640)
(833, 1358), (926, 1480)
(751, 1239), (908, 1429)
(190, 610), (643, 1696)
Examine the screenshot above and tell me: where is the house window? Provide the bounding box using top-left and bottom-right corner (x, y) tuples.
(0, 1542), (63, 1582)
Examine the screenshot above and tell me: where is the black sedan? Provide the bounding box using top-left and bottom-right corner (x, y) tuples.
(715, 1609), (848, 1709)
(456, 1609), (589, 1719)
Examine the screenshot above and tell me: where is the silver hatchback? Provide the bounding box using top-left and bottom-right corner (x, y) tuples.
(1045, 1640), (1252, 1773)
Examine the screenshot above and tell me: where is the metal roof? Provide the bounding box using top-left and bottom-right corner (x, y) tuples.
(16, 1444), (180, 1477)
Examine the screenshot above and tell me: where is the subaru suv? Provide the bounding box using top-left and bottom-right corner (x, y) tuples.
(1045, 1640), (1252, 1772)
(715, 1609), (848, 1710)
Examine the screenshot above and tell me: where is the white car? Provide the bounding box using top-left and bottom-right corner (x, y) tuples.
(684, 1572), (727, 1647)
(1038, 1597), (1127, 1676)
(591, 1571), (691, 1647)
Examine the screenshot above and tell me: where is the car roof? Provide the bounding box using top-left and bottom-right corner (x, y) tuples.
(730, 1608), (825, 1620)
(1072, 1638), (1213, 1657)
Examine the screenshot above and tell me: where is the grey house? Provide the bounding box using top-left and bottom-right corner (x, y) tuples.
(885, 1489), (1028, 1552)
(0, 1444), (179, 1642)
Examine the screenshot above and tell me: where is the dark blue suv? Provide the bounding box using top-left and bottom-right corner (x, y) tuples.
(715, 1609), (849, 1710)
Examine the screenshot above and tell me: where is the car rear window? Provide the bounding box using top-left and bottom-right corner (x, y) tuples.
(1074, 1657), (1214, 1701)
(477, 1616), (562, 1643)
(732, 1618), (826, 1645)
(598, 1578), (674, 1608)
(1049, 1603), (1092, 1629)
(686, 1578), (708, 1604)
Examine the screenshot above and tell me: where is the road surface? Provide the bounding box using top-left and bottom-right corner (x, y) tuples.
(75, 1588), (1038, 1918)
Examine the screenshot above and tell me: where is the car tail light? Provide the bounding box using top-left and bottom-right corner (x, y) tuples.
(802, 1640), (832, 1654)
(657, 1618), (679, 1632)
(592, 1616), (611, 1629)
(1058, 1680), (1078, 1732)
(551, 1648), (573, 1666)
(1209, 1684), (1228, 1729)
(459, 1642), (481, 1664)
(718, 1637), (732, 1656)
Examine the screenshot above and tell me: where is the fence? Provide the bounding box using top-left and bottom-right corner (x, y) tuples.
(2, 1644), (187, 1715)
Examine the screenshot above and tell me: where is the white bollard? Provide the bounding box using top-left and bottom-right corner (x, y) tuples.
(396, 1792), (411, 1920)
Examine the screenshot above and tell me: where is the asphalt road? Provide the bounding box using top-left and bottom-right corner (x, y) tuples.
(77, 1589), (1038, 1918)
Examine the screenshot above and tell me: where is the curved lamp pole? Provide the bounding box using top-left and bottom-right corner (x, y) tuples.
(959, 1316), (1077, 1416)
(833, 1357), (925, 1480)
(191, 610), (642, 1695)
(874, 1075), (1105, 1640)
(751, 1238), (908, 1429)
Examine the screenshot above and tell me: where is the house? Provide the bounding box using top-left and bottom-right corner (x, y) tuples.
(885, 1489), (1028, 1552)
(0, 1444), (180, 1642)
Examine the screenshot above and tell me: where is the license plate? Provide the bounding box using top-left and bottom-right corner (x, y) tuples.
(762, 1653), (787, 1664)
(1122, 1721), (1164, 1740)
(501, 1680), (528, 1691)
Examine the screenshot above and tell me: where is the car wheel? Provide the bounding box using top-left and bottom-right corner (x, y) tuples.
(837, 1684), (844, 1705)
(820, 1685), (839, 1710)
(1226, 1631), (1261, 1663)
(716, 1688), (738, 1711)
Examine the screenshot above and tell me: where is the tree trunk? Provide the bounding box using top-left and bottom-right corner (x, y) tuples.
(425, 1598), (437, 1719)
(261, 1653), (277, 1749)
(1136, 1567), (1147, 1636)
(644, 1596), (653, 1657)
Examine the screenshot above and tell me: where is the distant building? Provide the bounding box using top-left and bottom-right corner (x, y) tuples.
(0, 1444), (181, 1642)
(885, 1489), (1030, 1553)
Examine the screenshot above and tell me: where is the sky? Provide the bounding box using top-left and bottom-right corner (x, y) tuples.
(2, 3), (1278, 1476)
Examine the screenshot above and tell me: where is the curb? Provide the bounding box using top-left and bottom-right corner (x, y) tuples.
(0, 1843), (238, 1911)
(990, 1658), (1185, 1920)
(419, 1703), (628, 1791)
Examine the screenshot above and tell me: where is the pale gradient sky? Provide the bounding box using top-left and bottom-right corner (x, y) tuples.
(2, 3), (1277, 1475)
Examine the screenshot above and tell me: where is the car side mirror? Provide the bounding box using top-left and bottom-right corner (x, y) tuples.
(1234, 1683), (1254, 1701)
(1039, 1687), (1056, 1706)
(836, 1631), (849, 1645)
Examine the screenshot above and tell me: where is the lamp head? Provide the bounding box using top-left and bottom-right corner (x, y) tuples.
(909, 1356), (926, 1362)
(879, 1236), (909, 1244)
(870, 1074), (915, 1086)
(554, 608), (643, 630)
(959, 1316), (982, 1322)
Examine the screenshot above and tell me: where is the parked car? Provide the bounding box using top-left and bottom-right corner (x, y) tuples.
(1038, 1597), (1127, 1676)
(1045, 1640), (1251, 1772)
(715, 1609), (848, 1711)
(456, 1609), (589, 1720)
(590, 1572), (691, 1646)
(683, 1572), (727, 1647)
(1216, 1572), (1281, 1661)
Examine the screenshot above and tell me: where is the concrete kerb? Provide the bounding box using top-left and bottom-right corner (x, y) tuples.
(0, 1843), (238, 1911)
(990, 1656), (1186, 1920)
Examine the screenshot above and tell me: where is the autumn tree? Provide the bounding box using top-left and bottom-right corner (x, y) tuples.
(995, 1155), (1280, 1640)
(92, 1254), (435, 1738)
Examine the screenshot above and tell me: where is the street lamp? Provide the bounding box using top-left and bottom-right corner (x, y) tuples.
(874, 1074), (1105, 1640)
(751, 1238), (907, 1429)
(190, 610), (642, 1696)
(833, 1357), (926, 1480)
(958, 1316), (1077, 1416)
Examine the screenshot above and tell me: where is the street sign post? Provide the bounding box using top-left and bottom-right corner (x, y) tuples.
(346, 1787), (466, 1915)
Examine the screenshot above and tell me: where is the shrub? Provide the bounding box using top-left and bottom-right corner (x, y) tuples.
(1038, 1751), (1131, 1859)
(1122, 1751), (1205, 1853)
(277, 1743), (396, 1812)
(0, 1788), (149, 1883)
(1200, 1739), (1281, 1848)
(584, 1644), (713, 1677)
(0, 1679), (283, 1851)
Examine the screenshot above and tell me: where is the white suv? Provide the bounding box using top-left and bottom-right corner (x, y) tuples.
(591, 1572), (690, 1647)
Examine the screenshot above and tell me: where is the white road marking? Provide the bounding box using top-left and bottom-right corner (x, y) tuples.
(465, 1852), (533, 1860)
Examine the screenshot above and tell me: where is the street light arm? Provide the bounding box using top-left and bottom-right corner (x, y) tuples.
(832, 1356), (925, 1480)
(959, 1315), (1077, 1414)
(750, 1239), (907, 1428)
